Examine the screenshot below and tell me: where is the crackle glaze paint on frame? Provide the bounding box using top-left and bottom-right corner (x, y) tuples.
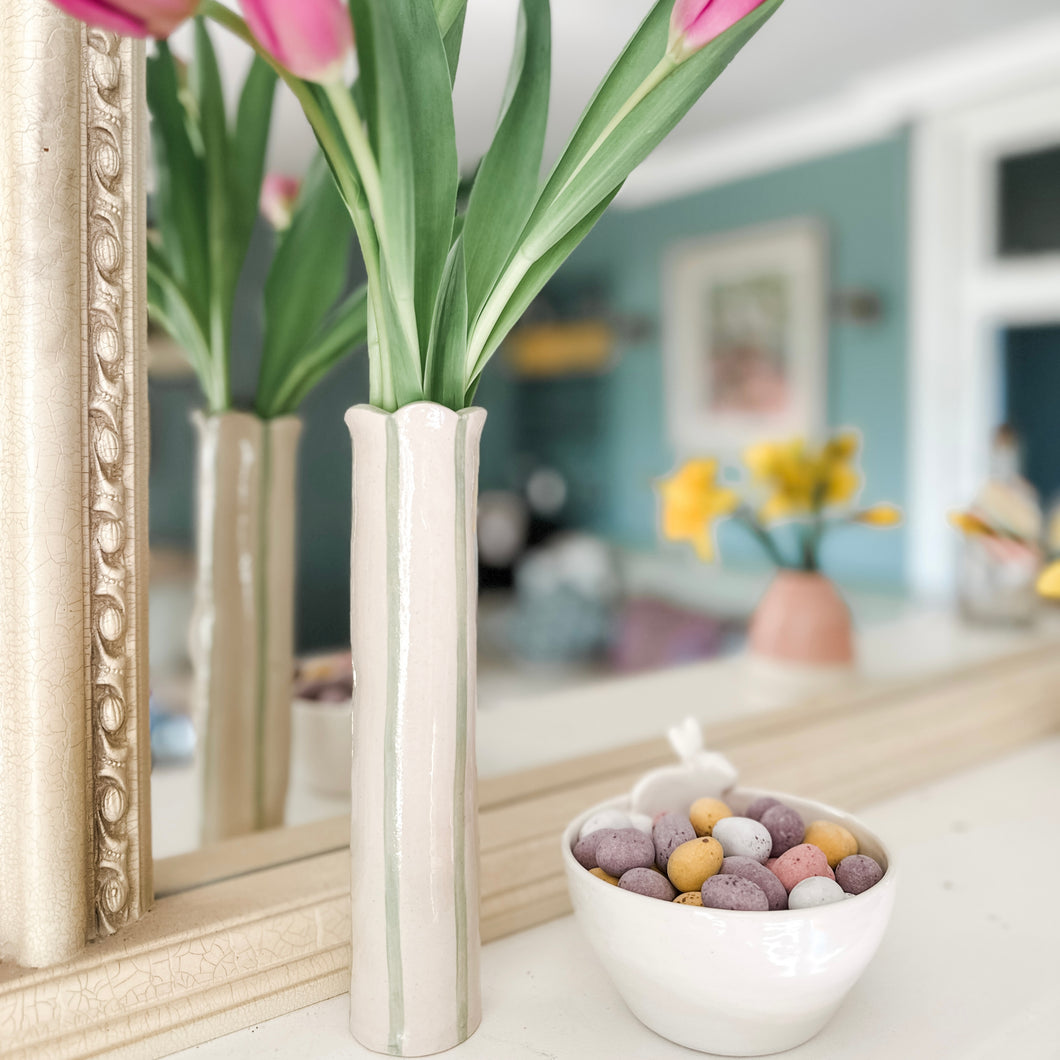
(346, 403), (486, 1056)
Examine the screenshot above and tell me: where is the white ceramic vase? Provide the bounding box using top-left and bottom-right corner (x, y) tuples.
(189, 411), (302, 845)
(345, 402), (486, 1057)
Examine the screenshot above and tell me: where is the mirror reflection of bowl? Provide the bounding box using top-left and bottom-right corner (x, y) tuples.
(563, 788), (896, 1057)
(291, 696), (352, 798)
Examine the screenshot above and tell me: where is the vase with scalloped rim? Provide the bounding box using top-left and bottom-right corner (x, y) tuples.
(188, 410), (302, 845)
(345, 401), (485, 1056)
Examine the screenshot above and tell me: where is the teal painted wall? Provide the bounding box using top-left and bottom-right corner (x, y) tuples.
(150, 132), (911, 655)
(487, 131), (910, 588)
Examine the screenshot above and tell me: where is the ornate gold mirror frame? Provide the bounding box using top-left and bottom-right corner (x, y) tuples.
(2, 3), (1059, 1058)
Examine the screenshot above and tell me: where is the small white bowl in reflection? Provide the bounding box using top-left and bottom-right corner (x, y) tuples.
(562, 788), (896, 1057)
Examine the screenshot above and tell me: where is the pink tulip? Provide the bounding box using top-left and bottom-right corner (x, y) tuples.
(668, 0), (770, 62)
(47, 0), (196, 38)
(240, 0), (353, 84)
(260, 174), (301, 231)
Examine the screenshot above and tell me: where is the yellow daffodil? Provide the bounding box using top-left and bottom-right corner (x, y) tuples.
(1037, 561), (1060, 599)
(744, 431), (862, 521)
(948, 511), (999, 538)
(744, 439), (815, 520)
(852, 503), (902, 527)
(657, 459), (739, 561)
(819, 429), (861, 507)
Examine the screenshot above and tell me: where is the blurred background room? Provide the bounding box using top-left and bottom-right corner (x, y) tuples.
(146, 0), (1060, 857)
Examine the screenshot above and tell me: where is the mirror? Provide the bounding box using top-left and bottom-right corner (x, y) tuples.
(146, 0), (1060, 863)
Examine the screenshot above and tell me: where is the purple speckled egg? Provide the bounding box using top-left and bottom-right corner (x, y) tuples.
(720, 856), (788, 911)
(745, 796), (783, 822)
(652, 812), (696, 872)
(760, 804), (805, 857)
(619, 867), (677, 902)
(701, 874), (769, 911)
(596, 828), (656, 877)
(836, 854), (884, 895)
(572, 828), (614, 870)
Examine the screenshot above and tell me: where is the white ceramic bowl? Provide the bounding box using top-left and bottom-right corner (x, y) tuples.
(562, 788), (896, 1057)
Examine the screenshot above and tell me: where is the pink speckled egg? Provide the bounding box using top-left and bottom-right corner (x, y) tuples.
(770, 843), (835, 893)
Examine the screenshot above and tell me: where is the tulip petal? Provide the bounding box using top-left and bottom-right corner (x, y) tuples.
(49, 0), (197, 37)
(49, 0), (148, 35)
(670, 0), (769, 58)
(241, 0), (354, 83)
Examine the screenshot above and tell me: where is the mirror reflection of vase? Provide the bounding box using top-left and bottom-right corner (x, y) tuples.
(189, 411), (303, 845)
(745, 571), (855, 707)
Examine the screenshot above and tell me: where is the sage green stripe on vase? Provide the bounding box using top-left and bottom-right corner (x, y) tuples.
(346, 402), (486, 1057)
(189, 411), (302, 846)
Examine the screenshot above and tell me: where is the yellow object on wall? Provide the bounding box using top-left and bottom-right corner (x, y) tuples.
(504, 321), (614, 377)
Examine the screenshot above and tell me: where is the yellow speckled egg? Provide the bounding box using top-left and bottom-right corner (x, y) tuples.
(803, 820), (858, 869)
(667, 836), (724, 892)
(589, 867), (619, 886)
(689, 797), (733, 837)
(674, 891), (703, 906)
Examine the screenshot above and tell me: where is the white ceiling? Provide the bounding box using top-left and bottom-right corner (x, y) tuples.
(184, 0), (1060, 194)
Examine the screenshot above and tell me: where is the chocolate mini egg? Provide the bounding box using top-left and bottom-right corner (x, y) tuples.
(589, 867), (619, 886)
(579, 808), (632, 841)
(674, 891), (703, 906)
(745, 796), (782, 822)
(572, 828), (613, 870)
(771, 843), (834, 892)
(804, 820), (858, 869)
(619, 867), (677, 902)
(836, 854), (883, 895)
(701, 874), (769, 911)
(788, 876), (847, 909)
(596, 828), (656, 877)
(711, 816), (772, 864)
(652, 812), (697, 871)
(689, 797), (732, 837)
(720, 856), (787, 911)
(760, 804), (804, 857)
(666, 836), (724, 892)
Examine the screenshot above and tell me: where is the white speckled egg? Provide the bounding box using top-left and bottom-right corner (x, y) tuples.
(788, 876), (847, 909)
(711, 816), (772, 864)
(578, 808), (632, 840)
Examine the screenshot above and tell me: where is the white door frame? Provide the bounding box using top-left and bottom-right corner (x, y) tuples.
(909, 79), (1060, 598)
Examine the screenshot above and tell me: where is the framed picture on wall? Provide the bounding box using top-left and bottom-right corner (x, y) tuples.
(662, 218), (828, 455)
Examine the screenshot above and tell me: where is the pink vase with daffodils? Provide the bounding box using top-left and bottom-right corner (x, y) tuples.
(658, 431), (901, 671)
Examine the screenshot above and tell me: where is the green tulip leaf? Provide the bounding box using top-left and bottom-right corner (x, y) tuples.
(467, 186), (620, 393)
(349, 0), (459, 377)
(230, 56), (278, 261)
(257, 284), (369, 418)
(462, 0), (551, 322)
(145, 42), (209, 323)
(424, 236), (469, 410)
(524, 0), (783, 257)
(259, 154), (354, 407)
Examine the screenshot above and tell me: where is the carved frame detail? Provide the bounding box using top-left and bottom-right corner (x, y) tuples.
(85, 24), (151, 938)
(0, 0), (150, 967)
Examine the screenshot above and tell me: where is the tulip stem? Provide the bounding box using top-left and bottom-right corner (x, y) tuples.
(323, 84), (386, 250)
(560, 56), (677, 200)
